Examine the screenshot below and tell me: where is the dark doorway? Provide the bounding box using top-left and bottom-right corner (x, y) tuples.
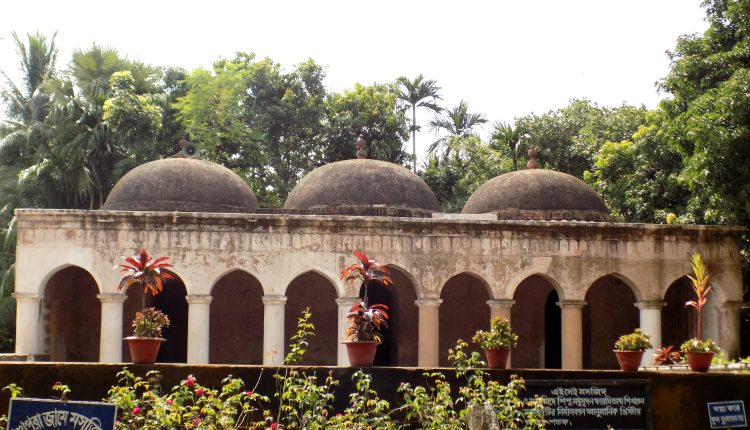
(146, 274), (188, 363)
(360, 281), (395, 366)
(544, 290), (561, 369)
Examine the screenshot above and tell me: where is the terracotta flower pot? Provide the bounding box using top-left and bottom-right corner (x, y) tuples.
(125, 337), (164, 364)
(484, 348), (511, 369)
(343, 341), (379, 367)
(685, 351), (714, 372)
(614, 350), (644, 371)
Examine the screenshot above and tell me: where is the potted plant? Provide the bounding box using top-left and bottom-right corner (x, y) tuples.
(116, 248), (173, 364)
(613, 328), (652, 371)
(472, 317), (518, 369)
(679, 252), (720, 372)
(340, 251), (391, 367)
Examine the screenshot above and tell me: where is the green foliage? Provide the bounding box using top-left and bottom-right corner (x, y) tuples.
(472, 317), (519, 350)
(515, 99), (647, 179)
(323, 82), (409, 164)
(614, 329), (653, 352)
(428, 100), (487, 157)
(680, 338), (721, 353)
(396, 74), (443, 172)
(131, 308), (170, 338)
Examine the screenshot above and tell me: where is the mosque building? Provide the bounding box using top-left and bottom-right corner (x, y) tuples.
(12, 143), (743, 369)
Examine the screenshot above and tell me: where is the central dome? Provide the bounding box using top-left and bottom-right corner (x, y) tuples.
(102, 158), (259, 213)
(283, 159), (440, 217)
(462, 169), (613, 222)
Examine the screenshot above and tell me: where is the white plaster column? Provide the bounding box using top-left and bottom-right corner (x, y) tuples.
(558, 300), (586, 370)
(336, 297), (360, 365)
(98, 293), (126, 362)
(416, 298), (442, 367)
(486, 299), (515, 320)
(634, 300), (664, 366)
(13, 293), (41, 355)
(487, 299), (516, 366)
(186, 295), (212, 364)
(262, 295), (287, 366)
(717, 301), (742, 359)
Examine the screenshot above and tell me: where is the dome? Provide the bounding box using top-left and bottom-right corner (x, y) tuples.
(283, 159), (440, 217)
(462, 169), (613, 222)
(101, 158), (259, 213)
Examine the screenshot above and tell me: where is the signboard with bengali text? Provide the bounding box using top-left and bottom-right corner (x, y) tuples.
(8, 398), (116, 430)
(708, 400), (747, 429)
(523, 379), (649, 430)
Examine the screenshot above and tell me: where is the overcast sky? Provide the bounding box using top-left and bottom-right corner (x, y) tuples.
(1, 0), (708, 165)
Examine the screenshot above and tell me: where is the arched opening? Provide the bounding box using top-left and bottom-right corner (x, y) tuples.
(512, 275), (560, 368)
(583, 276), (638, 369)
(439, 273), (490, 367)
(357, 278), (396, 366)
(663, 276), (698, 348)
(123, 271), (187, 363)
(210, 270), (264, 364)
(285, 272), (337, 365)
(43, 266), (101, 361)
(385, 266), (418, 366)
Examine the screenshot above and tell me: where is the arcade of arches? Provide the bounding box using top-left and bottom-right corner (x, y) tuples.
(15, 210), (743, 369)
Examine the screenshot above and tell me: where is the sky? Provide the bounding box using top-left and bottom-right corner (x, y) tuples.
(0, 0), (709, 166)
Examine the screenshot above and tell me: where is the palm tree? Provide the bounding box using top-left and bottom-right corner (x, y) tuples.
(396, 75), (442, 172)
(428, 100), (487, 156)
(491, 121), (525, 171)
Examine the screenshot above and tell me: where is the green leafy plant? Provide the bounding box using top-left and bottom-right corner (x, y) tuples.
(685, 252), (712, 341)
(341, 251), (391, 342)
(132, 308), (170, 338)
(472, 317), (518, 350)
(115, 248), (173, 338)
(614, 329), (653, 352)
(680, 338), (720, 354)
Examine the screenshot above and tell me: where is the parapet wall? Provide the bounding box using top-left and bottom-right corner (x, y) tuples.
(0, 363), (747, 429)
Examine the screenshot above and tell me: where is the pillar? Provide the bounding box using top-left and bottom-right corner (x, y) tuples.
(98, 293), (126, 362)
(486, 299), (515, 320)
(13, 293), (41, 355)
(634, 300), (664, 366)
(717, 301), (742, 359)
(558, 300), (586, 370)
(186, 295), (212, 364)
(416, 298), (442, 367)
(262, 295), (287, 365)
(487, 299), (516, 366)
(336, 297), (360, 365)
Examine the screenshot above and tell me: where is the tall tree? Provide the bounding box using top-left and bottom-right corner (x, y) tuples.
(428, 100), (487, 156)
(323, 82), (409, 165)
(396, 75), (442, 172)
(491, 121), (523, 171)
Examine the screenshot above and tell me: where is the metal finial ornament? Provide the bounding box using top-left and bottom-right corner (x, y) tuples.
(356, 134), (368, 159)
(527, 147), (539, 169)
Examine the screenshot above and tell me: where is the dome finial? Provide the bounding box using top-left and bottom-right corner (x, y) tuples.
(356, 134), (368, 159)
(527, 147), (539, 169)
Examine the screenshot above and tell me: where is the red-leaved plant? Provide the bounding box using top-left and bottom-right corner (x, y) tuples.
(340, 251), (391, 342)
(116, 248), (173, 338)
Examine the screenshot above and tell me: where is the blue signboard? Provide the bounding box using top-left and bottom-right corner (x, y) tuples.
(708, 400), (747, 429)
(7, 398), (116, 430)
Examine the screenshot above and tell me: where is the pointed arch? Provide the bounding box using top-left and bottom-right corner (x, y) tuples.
(507, 271), (565, 302)
(439, 272), (492, 366)
(284, 270), (338, 365)
(583, 274), (639, 369)
(436, 270), (493, 299)
(209, 269), (264, 364)
(42, 265), (100, 361)
(511, 274), (561, 369)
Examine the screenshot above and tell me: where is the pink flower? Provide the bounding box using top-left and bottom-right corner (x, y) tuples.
(132, 406), (141, 415)
(192, 416), (202, 426)
(245, 390), (253, 397)
(270, 424), (279, 430)
(185, 375), (196, 387)
(165, 399), (174, 406)
(195, 388), (204, 396)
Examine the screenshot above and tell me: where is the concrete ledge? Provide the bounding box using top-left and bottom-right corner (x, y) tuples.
(0, 363), (747, 429)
